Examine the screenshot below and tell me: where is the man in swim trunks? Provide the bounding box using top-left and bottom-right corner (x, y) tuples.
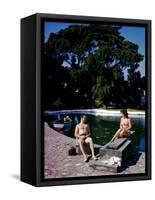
(74, 115), (97, 162)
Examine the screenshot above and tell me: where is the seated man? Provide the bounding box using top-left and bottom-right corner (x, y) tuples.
(74, 115), (97, 162)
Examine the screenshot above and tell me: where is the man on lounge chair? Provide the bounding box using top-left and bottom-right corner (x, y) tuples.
(74, 115), (97, 162)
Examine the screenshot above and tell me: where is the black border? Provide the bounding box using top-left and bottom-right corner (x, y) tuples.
(36, 13), (151, 186)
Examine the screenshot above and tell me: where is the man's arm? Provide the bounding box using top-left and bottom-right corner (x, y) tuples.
(86, 125), (91, 137)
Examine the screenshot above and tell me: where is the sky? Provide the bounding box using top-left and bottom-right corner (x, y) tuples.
(120, 26), (145, 77)
(44, 21), (145, 77)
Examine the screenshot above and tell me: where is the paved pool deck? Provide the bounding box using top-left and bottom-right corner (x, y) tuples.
(44, 122), (145, 179)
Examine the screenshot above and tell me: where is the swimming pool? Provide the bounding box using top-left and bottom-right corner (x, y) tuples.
(46, 113), (145, 152)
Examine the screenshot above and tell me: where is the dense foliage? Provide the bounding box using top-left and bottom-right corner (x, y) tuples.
(43, 24), (145, 110)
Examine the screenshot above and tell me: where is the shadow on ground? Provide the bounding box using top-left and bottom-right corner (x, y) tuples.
(11, 174), (20, 181)
(119, 151), (142, 172)
(94, 147), (101, 155)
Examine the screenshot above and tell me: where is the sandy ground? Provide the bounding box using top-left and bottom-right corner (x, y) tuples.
(44, 123), (145, 179)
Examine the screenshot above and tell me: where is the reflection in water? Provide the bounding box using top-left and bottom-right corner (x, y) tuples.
(74, 115), (79, 124)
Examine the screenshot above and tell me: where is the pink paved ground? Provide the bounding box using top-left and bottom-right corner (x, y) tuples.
(44, 122), (145, 179)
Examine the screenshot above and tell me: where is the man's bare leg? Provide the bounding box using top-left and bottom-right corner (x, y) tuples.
(85, 137), (97, 160)
(78, 139), (87, 161)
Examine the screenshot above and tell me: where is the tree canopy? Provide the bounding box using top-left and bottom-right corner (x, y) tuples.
(43, 24), (145, 110)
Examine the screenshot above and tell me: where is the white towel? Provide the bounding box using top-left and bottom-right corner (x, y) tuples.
(102, 156), (122, 167)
